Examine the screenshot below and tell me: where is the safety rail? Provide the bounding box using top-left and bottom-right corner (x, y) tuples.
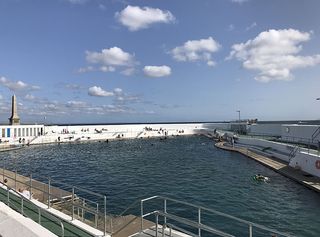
(288, 146), (300, 160)
(0, 165), (109, 236)
(0, 181), (65, 237)
(140, 196), (295, 237)
(311, 127), (320, 142)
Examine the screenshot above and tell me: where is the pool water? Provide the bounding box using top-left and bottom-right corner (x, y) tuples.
(1, 136), (319, 236)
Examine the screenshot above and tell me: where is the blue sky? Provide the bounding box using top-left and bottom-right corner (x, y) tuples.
(0, 0), (320, 124)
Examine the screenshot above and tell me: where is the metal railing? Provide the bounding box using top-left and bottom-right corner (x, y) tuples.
(311, 126), (320, 142)
(140, 196), (295, 237)
(0, 181), (65, 237)
(288, 146), (300, 160)
(0, 165), (109, 236)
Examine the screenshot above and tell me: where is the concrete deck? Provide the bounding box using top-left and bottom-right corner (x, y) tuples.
(215, 142), (320, 193)
(0, 168), (71, 203)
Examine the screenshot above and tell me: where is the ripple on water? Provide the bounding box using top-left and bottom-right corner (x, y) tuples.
(1, 136), (319, 237)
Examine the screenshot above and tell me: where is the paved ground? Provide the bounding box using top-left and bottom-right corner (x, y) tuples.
(215, 142), (320, 193)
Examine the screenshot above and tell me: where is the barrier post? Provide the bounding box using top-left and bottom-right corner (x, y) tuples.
(104, 195), (107, 236)
(198, 208), (201, 237)
(15, 170), (17, 190)
(141, 200), (144, 232)
(72, 187), (75, 220)
(48, 177), (51, 208)
(29, 174), (32, 200)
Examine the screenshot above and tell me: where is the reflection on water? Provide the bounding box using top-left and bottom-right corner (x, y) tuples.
(0, 136), (319, 236)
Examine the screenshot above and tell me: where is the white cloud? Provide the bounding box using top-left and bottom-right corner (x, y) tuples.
(25, 94), (35, 101)
(66, 0), (87, 4)
(231, 0), (249, 3)
(121, 67), (135, 76)
(86, 47), (135, 67)
(65, 84), (82, 90)
(77, 66), (94, 73)
(0, 76), (40, 92)
(228, 29), (320, 82)
(227, 24), (235, 31)
(114, 88), (123, 94)
(143, 65), (171, 77)
(88, 86), (114, 97)
(245, 22), (257, 31)
(99, 4), (106, 10)
(67, 100), (87, 108)
(115, 5), (175, 31)
(171, 37), (221, 66)
(100, 66), (115, 72)
(207, 61), (216, 67)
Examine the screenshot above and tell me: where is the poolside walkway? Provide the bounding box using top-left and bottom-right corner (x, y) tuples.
(215, 142), (320, 193)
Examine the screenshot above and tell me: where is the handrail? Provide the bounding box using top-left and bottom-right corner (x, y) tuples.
(1, 167), (106, 235)
(155, 211), (234, 237)
(118, 198), (142, 216)
(140, 195), (295, 237)
(289, 146), (300, 160)
(0, 182), (65, 237)
(311, 127), (320, 142)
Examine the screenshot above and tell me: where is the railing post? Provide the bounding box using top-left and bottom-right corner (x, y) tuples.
(72, 187), (75, 220)
(29, 173), (32, 200)
(140, 200), (144, 233)
(7, 188), (9, 206)
(155, 213), (159, 237)
(48, 177), (51, 209)
(109, 213), (113, 236)
(82, 200), (85, 221)
(249, 224), (252, 237)
(104, 195), (107, 236)
(38, 208), (41, 224)
(95, 202), (98, 228)
(15, 169), (17, 190)
(198, 208), (201, 237)
(21, 197), (24, 215)
(163, 198), (167, 237)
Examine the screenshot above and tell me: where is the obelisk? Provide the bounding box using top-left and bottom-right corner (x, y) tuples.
(9, 95), (20, 125)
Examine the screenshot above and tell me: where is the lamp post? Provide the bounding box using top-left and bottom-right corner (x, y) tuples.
(236, 110), (241, 134)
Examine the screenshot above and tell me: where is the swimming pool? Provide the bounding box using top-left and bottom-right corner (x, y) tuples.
(1, 136), (319, 236)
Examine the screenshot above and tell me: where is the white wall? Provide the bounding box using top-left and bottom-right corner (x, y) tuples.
(290, 152), (320, 178)
(31, 123), (206, 144)
(247, 124), (282, 136)
(237, 137), (293, 162)
(237, 137), (320, 178)
(281, 124), (320, 146)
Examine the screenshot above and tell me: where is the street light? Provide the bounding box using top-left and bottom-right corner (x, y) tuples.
(236, 110), (241, 122)
(236, 110), (241, 134)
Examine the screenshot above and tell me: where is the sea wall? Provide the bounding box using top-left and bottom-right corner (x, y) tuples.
(30, 123), (206, 144)
(289, 151), (320, 177)
(237, 137), (293, 162)
(237, 137), (320, 178)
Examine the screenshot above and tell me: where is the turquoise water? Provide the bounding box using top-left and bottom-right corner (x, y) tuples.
(1, 136), (319, 236)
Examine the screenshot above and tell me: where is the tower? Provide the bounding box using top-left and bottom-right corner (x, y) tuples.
(9, 95), (20, 125)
